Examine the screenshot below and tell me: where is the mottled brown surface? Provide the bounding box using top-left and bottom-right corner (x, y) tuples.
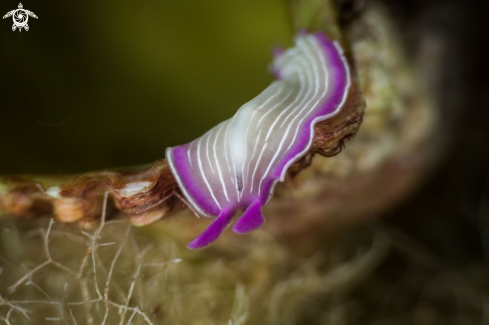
(289, 63), (365, 174)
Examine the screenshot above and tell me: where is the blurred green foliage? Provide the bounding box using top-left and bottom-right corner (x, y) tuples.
(0, 0), (291, 174)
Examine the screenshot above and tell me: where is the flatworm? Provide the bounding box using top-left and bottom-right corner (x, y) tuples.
(166, 32), (351, 249)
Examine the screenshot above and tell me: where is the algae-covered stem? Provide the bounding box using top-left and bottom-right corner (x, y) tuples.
(0, 0), (365, 249)
(0, 0), (437, 249)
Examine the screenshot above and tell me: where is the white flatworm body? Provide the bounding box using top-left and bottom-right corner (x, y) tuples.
(166, 32), (351, 249)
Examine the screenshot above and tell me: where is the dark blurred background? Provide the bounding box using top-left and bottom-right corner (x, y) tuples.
(382, 0), (489, 265)
(1, 0), (488, 267)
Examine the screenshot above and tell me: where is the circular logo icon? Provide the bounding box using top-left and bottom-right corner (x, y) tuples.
(13, 9), (28, 28)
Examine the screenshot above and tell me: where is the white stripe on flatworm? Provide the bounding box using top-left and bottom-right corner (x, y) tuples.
(197, 137), (221, 209)
(213, 124), (229, 201)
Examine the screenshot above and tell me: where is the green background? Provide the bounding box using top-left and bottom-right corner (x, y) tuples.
(0, 0), (291, 174)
